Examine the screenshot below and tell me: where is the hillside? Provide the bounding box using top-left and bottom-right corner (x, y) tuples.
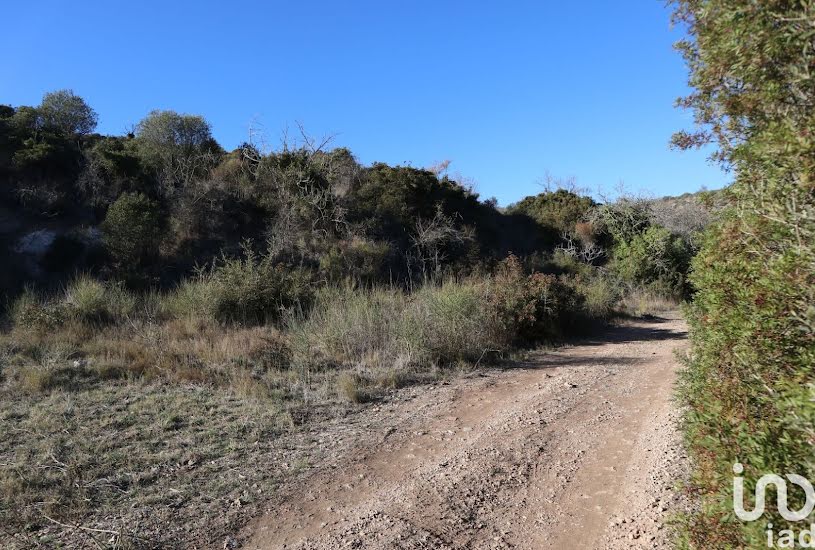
(0, 94), (706, 548)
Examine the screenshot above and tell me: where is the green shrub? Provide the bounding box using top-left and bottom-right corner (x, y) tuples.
(486, 255), (581, 344)
(592, 198), (652, 243)
(570, 273), (621, 320)
(671, 1), (815, 547)
(166, 244), (313, 325)
(508, 189), (595, 235)
(102, 192), (162, 266)
(10, 290), (66, 332)
(163, 278), (216, 320)
(64, 275), (136, 325)
(318, 238), (392, 284)
(611, 225), (692, 298)
(544, 249), (594, 277)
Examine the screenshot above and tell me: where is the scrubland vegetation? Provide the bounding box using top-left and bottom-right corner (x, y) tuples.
(671, 1), (815, 547)
(0, 88), (711, 546)
(4, 1), (810, 546)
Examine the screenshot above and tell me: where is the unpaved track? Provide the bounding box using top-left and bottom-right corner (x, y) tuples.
(242, 314), (689, 549)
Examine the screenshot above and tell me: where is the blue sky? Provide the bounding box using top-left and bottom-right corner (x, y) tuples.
(1, 1), (728, 205)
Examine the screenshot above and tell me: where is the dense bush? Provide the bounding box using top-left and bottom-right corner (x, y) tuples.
(101, 192), (163, 267)
(135, 110), (224, 192)
(487, 255), (578, 344)
(167, 244), (313, 325)
(10, 290), (67, 332)
(508, 189), (595, 236)
(291, 259), (605, 389)
(38, 90), (98, 136)
(64, 275), (136, 325)
(318, 238), (392, 284)
(591, 198), (652, 244)
(671, 1), (815, 547)
(611, 225), (693, 298)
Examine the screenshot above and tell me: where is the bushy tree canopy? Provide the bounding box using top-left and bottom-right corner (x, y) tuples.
(39, 90), (98, 136)
(508, 189), (595, 236)
(135, 110), (223, 190)
(612, 226), (692, 296)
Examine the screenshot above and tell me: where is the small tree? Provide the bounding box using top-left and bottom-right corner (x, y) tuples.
(39, 90), (98, 136)
(102, 192), (162, 266)
(135, 110), (222, 191)
(611, 225), (692, 297)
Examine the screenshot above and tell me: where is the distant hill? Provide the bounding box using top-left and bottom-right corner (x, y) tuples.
(646, 188), (729, 237)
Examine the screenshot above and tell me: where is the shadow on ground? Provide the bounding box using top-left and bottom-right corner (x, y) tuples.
(503, 316), (687, 372)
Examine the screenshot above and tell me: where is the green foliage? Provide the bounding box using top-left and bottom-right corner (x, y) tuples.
(487, 255), (577, 344)
(10, 290), (67, 332)
(64, 275), (137, 325)
(508, 189), (595, 236)
(318, 238), (392, 284)
(569, 273), (622, 320)
(611, 226), (693, 298)
(135, 110), (223, 190)
(168, 244), (313, 325)
(0, 93), (99, 214)
(349, 164), (488, 254)
(79, 136), (147, 205)
(38, 89), (98, 136)
(592, 198), (652, 243)
(101, 192), (162, 267)
(671, 0), (815, 547)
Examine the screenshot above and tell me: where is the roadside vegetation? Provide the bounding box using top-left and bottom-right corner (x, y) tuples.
(0, 92), (710, 547)
(671, 1), (815, 547)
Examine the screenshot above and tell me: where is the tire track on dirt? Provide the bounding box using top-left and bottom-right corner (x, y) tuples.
(241, 314), (689, 549)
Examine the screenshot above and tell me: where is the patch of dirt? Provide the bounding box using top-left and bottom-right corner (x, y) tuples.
(240, 314), (690, 549)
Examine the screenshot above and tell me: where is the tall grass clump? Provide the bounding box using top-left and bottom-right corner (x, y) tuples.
(64, 275), (137, 324)
(571, 273), (622, 320)
(164, 243), (313, 325)
(619, 286), (678, 318)
(291, 286), (419, 370)
(412, 279), (504, 363)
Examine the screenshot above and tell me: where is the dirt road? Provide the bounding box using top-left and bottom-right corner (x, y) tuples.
(241, 314), (689, 549)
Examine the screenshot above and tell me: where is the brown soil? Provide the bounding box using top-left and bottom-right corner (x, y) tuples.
(240, 314), (689, 549)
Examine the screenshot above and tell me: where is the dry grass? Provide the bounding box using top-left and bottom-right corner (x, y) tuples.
(0, 272), (630, 546)
(620, 287), (680, 317)
(0, 282), (499, 546)
(0, 378), (295, 548)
